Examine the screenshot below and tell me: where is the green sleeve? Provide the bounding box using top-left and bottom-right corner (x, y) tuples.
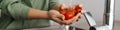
(49, 0), (58, 10)
(1, 0), (30, 20)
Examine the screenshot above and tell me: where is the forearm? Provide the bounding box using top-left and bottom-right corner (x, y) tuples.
(28, 8), (49, 19)
(28, 3), (62, 19)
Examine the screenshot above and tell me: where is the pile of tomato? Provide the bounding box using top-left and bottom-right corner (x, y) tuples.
(60, 5), (83, 20)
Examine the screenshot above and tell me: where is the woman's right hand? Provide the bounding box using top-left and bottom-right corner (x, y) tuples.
(48, 10), (82, 25)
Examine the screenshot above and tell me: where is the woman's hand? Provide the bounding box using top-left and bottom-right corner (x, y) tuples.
(63, 13), (82, 25)
(48, 10), (66, 25)
(48, 10), (82, 25)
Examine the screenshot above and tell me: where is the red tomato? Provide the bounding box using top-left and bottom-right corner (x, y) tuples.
(60, 9), (66, 15)
(60, 5), (83, 20)
(64, 12), (74, 20)
(64, 8), (75, 20)
(75, 5), (82, 13)
(60, 5), (67, 15)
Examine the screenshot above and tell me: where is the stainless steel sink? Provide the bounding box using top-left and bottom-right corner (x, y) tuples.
(21, 26), (85, 30)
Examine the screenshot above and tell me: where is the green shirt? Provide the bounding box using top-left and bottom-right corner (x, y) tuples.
(0, 0), (58, 29)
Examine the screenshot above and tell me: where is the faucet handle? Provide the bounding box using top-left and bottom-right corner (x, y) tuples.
(83, 12), (96, 26)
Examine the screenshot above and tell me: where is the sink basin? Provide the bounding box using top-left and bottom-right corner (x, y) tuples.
(21, 26), (85, 30)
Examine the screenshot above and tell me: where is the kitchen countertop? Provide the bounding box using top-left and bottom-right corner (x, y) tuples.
(22, 21), (120, 30)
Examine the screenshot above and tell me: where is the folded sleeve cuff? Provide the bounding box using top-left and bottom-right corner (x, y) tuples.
(7, 2), (30, 20)
(49, 0), (58, 10)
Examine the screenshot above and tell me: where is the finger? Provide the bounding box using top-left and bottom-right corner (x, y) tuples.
(76, 16), (81, 22)
(65, 13), (81, 24)
(81, 10), (86, 14)
(71, 13), (82, 23)
(52, 17), (66, 25)
(77, 13), (83, 21)
(75, 13), (82, 18)
(78, 4), (83, 7)
(58, 14), (65, 21)
(61, 4), (68, 9)
(62, 20), (70, 25)
(63, 13), (82, 25)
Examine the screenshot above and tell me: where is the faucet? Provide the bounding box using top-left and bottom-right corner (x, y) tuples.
(83, 0), (115, 30)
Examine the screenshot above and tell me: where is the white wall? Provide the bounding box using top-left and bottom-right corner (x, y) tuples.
(115, 0), (120, 21)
